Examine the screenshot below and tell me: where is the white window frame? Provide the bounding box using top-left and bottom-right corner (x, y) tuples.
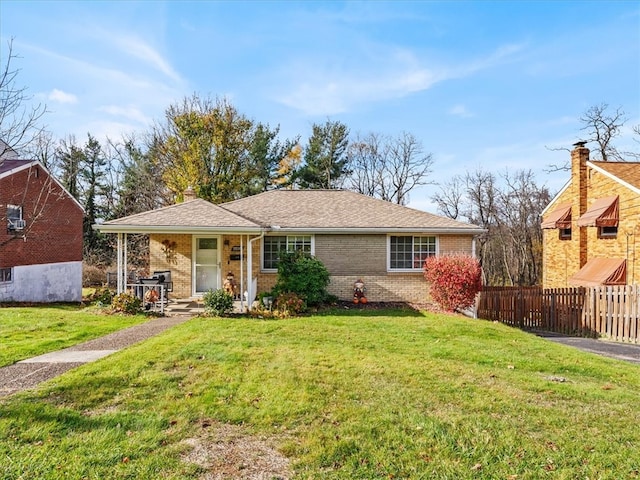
(261, 234), (314, 272)
(387, 235), (438, 272)
(7, 204), (24, 231)
(192, 235), (221, 296)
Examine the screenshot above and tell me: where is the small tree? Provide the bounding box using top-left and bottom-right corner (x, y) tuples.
(274, 251), (330, 307)
(423, 255), (482, 312)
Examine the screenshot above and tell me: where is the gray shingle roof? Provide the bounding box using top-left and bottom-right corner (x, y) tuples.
(98, 190), (484, 234)
(222, 190), (481, 232)
(98, 199), (261, 233)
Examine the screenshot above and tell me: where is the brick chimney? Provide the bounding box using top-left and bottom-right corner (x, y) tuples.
(571, 141), (590, 268)
(183, 185), (197, 202)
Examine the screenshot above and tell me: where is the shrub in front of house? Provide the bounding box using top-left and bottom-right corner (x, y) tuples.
(203, 288), (234, 317)
(87, 286), (115, 306)
(111, 292), (143, 315)
(274, 292), (307, 316)
(423, 255), (482, 312)
(273, 251), (330, 308)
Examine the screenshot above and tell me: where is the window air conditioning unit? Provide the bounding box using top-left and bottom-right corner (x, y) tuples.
(8, 219), (26, 231)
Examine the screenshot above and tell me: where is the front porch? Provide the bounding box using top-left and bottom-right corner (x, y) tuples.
(110, 231), (275, 313)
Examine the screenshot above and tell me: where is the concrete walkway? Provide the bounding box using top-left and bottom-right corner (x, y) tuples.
(0, 315), (192, 398)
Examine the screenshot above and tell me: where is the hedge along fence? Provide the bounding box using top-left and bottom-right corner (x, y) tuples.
(478, 285), (640, 343)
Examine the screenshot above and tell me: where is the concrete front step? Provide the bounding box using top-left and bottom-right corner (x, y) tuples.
(162, 299), (250, 316)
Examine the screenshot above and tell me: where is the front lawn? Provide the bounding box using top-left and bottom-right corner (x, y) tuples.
(1, 308), (639, 479)
(0, 305), (149, 367)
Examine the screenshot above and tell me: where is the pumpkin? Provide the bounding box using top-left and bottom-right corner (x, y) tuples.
(360, 297), (368, 304)
(144, 289), (159, 303)
(353, 297), (360, 304)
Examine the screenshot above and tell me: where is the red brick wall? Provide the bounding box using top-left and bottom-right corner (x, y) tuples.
(0, 164), (83, 268)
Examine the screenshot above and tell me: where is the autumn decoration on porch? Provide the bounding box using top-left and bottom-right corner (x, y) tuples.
(161, 239), (178, 264)
(223, 272), (238, 298)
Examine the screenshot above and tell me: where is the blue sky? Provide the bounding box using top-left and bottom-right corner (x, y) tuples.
(1, 1), (639, 212)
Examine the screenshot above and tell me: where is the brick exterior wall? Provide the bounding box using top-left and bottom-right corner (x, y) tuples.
(149, 233), (263, 299)
(0, 163), (83, 268)
(315, 234), (387, 275)
(543, 146), (640, 287)
(149, 232), (476, 303)
(327, 273), (429, 303)
(149, 234), (193, 299)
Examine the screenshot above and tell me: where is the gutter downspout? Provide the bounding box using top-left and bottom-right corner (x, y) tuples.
(247, 231), (265, 311)
(240, 235), (244, 312)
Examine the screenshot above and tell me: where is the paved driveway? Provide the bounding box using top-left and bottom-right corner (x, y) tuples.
(535, 331), (640, 364)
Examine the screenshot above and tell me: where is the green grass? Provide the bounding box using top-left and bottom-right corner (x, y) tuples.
(0, 305), (149, 367)
(2, 307), (640, 479)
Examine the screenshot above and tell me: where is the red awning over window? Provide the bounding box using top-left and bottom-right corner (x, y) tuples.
(541, 202), (572, 229)
(576, 195), (619, 227)
(568, 258), (626, 287)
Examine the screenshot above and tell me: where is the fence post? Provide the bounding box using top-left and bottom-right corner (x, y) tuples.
(550, 291), (557, 333)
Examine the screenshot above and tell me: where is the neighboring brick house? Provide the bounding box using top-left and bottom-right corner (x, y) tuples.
(97, 189), (485, 304)
(0, 143), (84, 302)
(541, 142), (640, 288)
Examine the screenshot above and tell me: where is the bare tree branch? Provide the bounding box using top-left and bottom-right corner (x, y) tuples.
(0, 39), (48, 157)
(580, 103), (627, 162)
(346, 131), (434, 205)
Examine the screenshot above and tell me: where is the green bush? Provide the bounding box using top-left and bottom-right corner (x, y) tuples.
(203, 288), (234, 317)
(111, 292), (143, 315)
(274, 251), (330, 307)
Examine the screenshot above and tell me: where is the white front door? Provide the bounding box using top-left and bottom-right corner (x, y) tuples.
(193, 236), (220, 295)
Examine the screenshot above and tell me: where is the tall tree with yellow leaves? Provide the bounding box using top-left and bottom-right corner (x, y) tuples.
(150, 95), (255, 203)
(273, 143), (302, 189)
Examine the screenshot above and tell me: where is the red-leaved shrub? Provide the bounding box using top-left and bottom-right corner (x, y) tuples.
(423, 255), (482, 312)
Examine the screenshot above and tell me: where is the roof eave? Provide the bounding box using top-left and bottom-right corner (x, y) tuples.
(588, 161), (640, 195)
(95, 224), (486, 235)
(94, 224), (264, 234)
(267, 227), (487, 235)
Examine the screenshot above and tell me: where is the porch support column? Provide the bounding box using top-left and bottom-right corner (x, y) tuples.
(116, 233), (124, 294)
(123, 233), (128, 290)
(247, 232), (265, 311)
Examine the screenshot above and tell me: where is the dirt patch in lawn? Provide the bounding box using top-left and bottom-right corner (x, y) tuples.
(181, 421), (293, 480)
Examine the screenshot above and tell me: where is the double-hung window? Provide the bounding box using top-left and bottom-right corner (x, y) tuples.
(263, 235), (312, 270)
(389, 235), (437, 270)
(0, 267), (12, 283)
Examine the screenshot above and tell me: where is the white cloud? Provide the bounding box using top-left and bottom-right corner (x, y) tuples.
(449, 104), (474, 118)
(98, 105), (152, 125)
(110, 34), (182, 83)
(274, 42), (525, 116)
(48, 89), (77, 104)
(275, 53), (445, 116)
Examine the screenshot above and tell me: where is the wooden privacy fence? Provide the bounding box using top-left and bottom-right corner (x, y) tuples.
(478, 285), (640, 343)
